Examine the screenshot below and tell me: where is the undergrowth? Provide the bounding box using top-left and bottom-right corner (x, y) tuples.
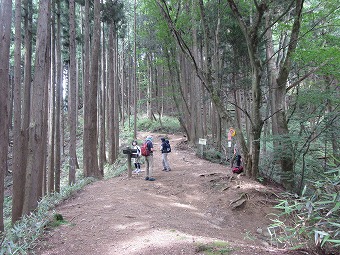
(269, 166), (340, 253)
(195, 241), (233, 255)
(0, 178), (95, 255)
(124, 115), (182, 134)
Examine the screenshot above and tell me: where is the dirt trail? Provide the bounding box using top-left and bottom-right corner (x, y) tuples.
(34, 133), (293, 255)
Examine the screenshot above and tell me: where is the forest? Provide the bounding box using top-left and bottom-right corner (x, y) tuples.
(0, 0), (339, 254)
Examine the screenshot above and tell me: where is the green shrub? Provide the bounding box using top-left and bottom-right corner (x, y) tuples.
(269, 166), (340, 252)
(124, 115), (181, 134)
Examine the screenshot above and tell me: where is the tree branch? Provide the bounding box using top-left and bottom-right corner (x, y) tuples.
(286, 60), (330, 92)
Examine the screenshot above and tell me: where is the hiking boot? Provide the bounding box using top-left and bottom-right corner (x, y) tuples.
(145, 177), (149, 180)
(162, 169), (166, 171)
(148, 177), (155, 181)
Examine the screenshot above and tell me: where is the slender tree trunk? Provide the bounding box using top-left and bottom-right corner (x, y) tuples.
(68, 0), (77, 184)
(48, 0), (56, 193)
(0, 0), (12, 231)
(84, 0), (100, 178)
(146, 53), (153, 120)
(17, 0), (32, 216)
(113, 33), (119, 159)
(99, 20), (106, 176)
(54, 0), (62, 193)
(107, 24), (115, 164)
(133, 0), (137, 138)
(22, 0), (50, 215)
(12, 0), (24, 223)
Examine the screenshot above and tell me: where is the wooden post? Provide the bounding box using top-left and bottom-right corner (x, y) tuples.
(127, 153), (132, 178)
(123, 147), (137, 178)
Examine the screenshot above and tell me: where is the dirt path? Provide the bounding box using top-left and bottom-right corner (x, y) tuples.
(34, 133), (293, 255)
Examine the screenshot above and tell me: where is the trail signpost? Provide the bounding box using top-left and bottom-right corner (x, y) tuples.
(198, 138), (207, 157)
(123, 147), (137, 178)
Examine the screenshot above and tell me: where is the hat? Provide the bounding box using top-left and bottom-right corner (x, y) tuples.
(146, 136), (153, 141)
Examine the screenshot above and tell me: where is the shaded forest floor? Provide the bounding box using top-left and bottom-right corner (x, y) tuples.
(33, 133), (306, 255)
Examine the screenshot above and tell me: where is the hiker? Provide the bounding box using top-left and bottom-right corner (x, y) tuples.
(131, 140), (141, 174)
(141, 136), (155, 181)
(160, 137), (171, 172)
(230, 142), (241, 168)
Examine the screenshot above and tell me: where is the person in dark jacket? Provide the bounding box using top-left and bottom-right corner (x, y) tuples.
(160, 137), (171, 172)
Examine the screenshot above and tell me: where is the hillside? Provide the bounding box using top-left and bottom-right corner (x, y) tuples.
(34, 133), (300, 255)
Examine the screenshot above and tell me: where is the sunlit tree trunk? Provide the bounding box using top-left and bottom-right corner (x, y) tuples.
(54, 0), (62, 193)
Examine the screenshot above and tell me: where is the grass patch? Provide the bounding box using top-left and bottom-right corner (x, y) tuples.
(195, 241), (233, 255)
(46, 213), (68, 228)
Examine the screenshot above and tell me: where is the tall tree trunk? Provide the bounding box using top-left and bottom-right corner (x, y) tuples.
(22, 0), (50, 215)
(146, 53), (153, 120)
(275, 0), (304, 191)
(133, 0), (137, 139)
(113, 33), (119, 159)
(265, 1), (304, 190)
(84, 0), (100, 178)
(48, 0), (56, 193)
(0, 0), (12, 231)
(99, 20), (106, 176)
(68, 0), (77, 184)
(17, 0), (32, 217)
(54, 0), (62, 193)
(12, 0), (24, 223)
(107, 24), (115, 164)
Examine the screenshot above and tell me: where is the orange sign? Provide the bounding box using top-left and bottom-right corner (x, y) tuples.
(228, 127), (236, 140)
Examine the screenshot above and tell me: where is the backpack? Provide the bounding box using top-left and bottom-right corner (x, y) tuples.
(165, 140), (171, 153)
(141, 142), (150, 156)
(232, 166), (243, 174)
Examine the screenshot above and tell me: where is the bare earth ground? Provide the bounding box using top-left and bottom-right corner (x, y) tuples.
(33, 133), (303, 255)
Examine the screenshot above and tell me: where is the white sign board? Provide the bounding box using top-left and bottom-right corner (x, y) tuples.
(198, 138), (207, 145)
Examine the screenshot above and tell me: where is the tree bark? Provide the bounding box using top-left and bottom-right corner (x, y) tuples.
(84, 0), (100, 178)
(0, 0), (12, 231)
(68, 0), (77, 184)
(54, 0), (62, 193)
(12, 0), (24, 223)
(22, 0), (50, 215)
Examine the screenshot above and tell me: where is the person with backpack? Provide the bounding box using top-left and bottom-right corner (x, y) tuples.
(160, 137), (171, 172)
(230, 142), (240, 168)
(131, 140), (141, 174)
(231, 142), (243, 174)
(141, 136), (155, 181)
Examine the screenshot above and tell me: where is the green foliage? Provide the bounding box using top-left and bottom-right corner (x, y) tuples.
(203, 147), (224, 164)
(104, 158), (130, 179)
(195, 241), (233, 255)
(269, 167), (340, 251)
(127, 115), (181, 134)
(0, 178), (95, 255)
(47, 213), (67, 228)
